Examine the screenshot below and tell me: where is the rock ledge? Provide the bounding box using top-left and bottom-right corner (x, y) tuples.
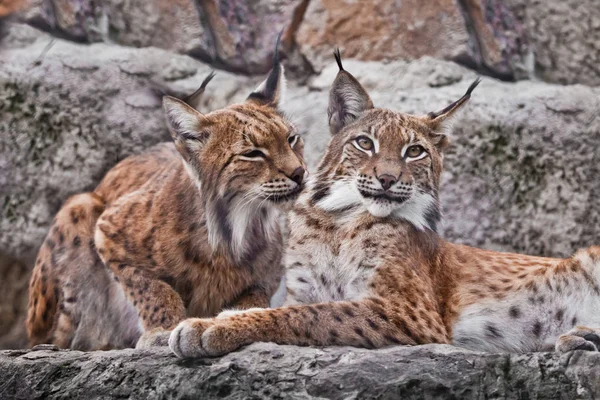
(1, 343), (599, 399)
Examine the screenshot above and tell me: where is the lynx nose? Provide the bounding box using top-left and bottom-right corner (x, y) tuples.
(289, 167), (305, 186)
(377, 174), (397, 191)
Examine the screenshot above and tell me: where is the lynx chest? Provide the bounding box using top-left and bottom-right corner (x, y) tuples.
(283, 234), (382, 305)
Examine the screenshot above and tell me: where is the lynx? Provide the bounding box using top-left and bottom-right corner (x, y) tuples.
(168, 51), (600, 357)
(26, 39), (307, 350)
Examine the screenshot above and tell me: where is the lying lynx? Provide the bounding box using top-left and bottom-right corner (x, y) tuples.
(27, 39), (307, 350)
(168, 51), (600, 357)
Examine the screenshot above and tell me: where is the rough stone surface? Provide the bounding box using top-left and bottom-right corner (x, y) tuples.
(11, 0), (600, 84)
(458, 0), (531, 80)
(204, 0), (304, 74)
(295, 0), (531, 80)
(287, 58), (600, 257)
(0, 24), (257, 265)
(103, 0), (208, 55)
(296, 0), (470, 72)
(1, 343), (600, 399)
(18, 0), (208, 53)
(507, 0), (600, 86)
(16, 0), (303, 74)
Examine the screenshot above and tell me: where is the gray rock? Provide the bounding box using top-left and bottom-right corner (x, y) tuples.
(507, 0), (600, 86)
(103, 0), (209, 55)
(16, 0), (304, 74)
(294, 0), (532, 81)
(18, 0), (209, 53)
(1, 343), (600, 399)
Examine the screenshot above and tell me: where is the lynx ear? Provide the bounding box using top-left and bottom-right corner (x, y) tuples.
(163, 96), (212, 159)
(247, 32), (286, 107)
(424, 78), (481, 147)
(328, 49), (373, 135)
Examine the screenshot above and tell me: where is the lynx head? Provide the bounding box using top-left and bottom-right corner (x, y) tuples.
(310, 50), (479, 232)
(162, 35), (306, 258)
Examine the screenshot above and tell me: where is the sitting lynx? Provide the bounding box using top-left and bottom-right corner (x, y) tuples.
(168, 51), (600, 357)
(26, 39), (307, 350)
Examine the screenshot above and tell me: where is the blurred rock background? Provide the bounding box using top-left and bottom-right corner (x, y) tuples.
(0, 0), (599, 349)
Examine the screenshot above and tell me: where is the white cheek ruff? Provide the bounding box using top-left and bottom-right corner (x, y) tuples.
(227, 196), (280, 259)
(366, 200), (394, 218)
(205, 191), (280, 260)
(316, 180), (363, 212)
(391, 191), (436, 231)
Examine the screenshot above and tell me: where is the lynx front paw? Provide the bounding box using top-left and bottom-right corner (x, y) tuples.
(169, 318), (250, 358)
(136, 328), (172, 349)
(556, 326), (600, 353)
(169, 318), (215, 358)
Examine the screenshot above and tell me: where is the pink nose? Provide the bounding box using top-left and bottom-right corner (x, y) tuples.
(377, 174), (397, 191)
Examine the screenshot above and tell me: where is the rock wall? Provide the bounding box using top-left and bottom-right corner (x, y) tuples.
(10, 0), (600, 84)
(2, 343), (600, 399)
(506, 0), (600, 86)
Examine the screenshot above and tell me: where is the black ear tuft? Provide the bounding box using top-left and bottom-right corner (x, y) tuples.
(465, 77), (481, 97)
(185, 70), (216, 109)
(263, 30), (283, 100)
(246, 31), (285, 106)
(427, 77), (481, 120)
(328, 49), (373, 135)
(333, 48), (344, 71)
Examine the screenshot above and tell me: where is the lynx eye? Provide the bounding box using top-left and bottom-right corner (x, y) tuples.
(405, 145), (426, 159)
(288, 135), (299, 147)
(355, 136), (374, 151)
(241, 150), (265, 159)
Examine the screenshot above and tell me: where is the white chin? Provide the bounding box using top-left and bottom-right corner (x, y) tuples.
(366, 200), (393, 218)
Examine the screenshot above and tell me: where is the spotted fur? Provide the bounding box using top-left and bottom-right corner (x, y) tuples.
(168, 54), (600, 358)
(26, 41), (307, 350)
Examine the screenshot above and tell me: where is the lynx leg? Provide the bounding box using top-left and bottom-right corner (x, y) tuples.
(105, 261), (186, 331)
(169, 297), (449, 358)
